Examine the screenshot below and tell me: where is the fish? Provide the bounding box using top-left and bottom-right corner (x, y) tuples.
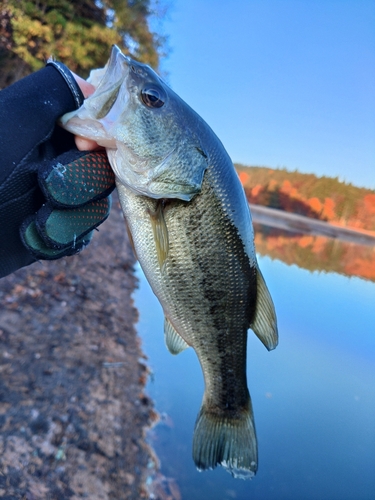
(61, 45), (278, 479)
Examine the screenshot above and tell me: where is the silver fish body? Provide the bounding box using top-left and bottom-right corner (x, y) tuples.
(61, 46), (278, 479)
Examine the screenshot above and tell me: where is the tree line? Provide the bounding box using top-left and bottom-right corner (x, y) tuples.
(0, 0), (165, 88)
(236, 165), (375, 232)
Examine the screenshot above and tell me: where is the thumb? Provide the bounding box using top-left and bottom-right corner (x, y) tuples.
(70, 72), (101, 151)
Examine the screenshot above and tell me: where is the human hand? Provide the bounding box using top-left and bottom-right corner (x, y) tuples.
(20, 71), (116, 262)
(71, 72), (102, 152)
(0, 62), (116, 278)
(20, 149), (115, 261)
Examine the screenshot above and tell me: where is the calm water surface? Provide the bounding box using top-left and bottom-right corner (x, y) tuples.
(135, 236), (375, 500)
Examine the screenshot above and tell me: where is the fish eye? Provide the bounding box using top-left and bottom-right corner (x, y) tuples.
(141, 85), (166, 109)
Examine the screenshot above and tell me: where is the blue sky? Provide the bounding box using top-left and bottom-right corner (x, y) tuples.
(156, 0), (375, 189)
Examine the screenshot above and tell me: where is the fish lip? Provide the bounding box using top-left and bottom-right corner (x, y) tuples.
(83, 47), (132, 129)
(110, 45), (138, 74)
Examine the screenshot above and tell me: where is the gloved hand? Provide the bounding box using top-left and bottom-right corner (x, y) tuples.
(0, 147), (115, 278)
(21, 149), (115, 258)
(0, 62), (116, 279)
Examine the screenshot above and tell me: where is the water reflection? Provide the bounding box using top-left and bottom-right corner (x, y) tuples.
(135, 172), (375, 499)
(238, 165), (375, 282)
(252, 221), (375, 283)
(136, 254), (375, 499)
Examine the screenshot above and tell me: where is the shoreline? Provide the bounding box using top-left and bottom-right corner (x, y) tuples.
(249, 203), (375, 246)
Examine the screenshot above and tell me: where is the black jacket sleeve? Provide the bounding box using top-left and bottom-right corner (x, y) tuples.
(0, 63), (85, 277)
(0, 62), (84, 178)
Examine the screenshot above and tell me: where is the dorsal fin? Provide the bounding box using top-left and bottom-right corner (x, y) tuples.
(164, 317), (189, 355)
(250, 267), (278, 351)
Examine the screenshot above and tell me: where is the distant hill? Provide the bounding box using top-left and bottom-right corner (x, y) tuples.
(235, 165), (375, 282)
(235, 165), (375, 232)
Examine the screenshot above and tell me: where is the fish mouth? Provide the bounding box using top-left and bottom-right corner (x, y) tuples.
(91, 46), (155, 127)
(81, 46), (132, 138)
(98, 45), (151, 92)
(85, 45), (163, 131)
(107, 45), (132, 72)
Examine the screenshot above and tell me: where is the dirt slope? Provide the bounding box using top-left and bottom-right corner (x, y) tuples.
(0, 195), (157, 499)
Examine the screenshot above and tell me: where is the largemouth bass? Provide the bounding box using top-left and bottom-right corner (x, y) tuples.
(61, 46), (278, 479)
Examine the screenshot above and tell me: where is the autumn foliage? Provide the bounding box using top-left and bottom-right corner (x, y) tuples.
(236, 166), (375, 282)
(236, 165), (375, 232)
(0, 0), (165, 88)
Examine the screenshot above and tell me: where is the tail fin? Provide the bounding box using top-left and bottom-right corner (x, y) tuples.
(192, 401), (258, 480)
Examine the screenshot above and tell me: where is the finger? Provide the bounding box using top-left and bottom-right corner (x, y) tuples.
(33, 198), (111, 248)
(21, 216), (94, 260)
(70, 72), (103, 151)
(39, 150), (115, 207)
(75, 135), (101, 151)
(70, 73), (101, 150)
(71, 72), (95, 99)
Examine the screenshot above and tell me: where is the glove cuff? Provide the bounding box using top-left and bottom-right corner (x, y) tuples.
(46, 60), (84, 109)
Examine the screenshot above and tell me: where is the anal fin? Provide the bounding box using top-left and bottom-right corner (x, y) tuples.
(164, 317), (189, 355)
(250, 267), (278, 351)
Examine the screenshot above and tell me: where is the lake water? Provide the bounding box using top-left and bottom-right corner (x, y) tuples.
(134, 230), (375, 499)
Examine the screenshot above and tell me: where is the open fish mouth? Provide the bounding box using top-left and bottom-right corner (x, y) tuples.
(60, 46), (132, 148)
(87, 46), (131, 123)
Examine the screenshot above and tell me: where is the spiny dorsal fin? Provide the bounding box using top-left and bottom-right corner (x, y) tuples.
(148, 201), (169, 269)
(164, 317), (189, 355)
(250, 267), (278, 351)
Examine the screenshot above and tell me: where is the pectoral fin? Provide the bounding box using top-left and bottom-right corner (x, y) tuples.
(250, 267), (278, 351)
(124, 219), (138, 260)
(164, 317), (189, 355)
(148, 201), (169, 268)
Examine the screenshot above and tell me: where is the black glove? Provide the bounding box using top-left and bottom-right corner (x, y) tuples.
(0, 146), (115, 278)
(21, 149), (115, 259)
(0, 62), (115, 278)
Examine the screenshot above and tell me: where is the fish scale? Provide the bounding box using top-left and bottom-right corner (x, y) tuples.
(61, 45), (278, 479)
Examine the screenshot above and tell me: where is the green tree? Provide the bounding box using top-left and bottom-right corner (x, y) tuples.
(0, 0), (165, 88)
